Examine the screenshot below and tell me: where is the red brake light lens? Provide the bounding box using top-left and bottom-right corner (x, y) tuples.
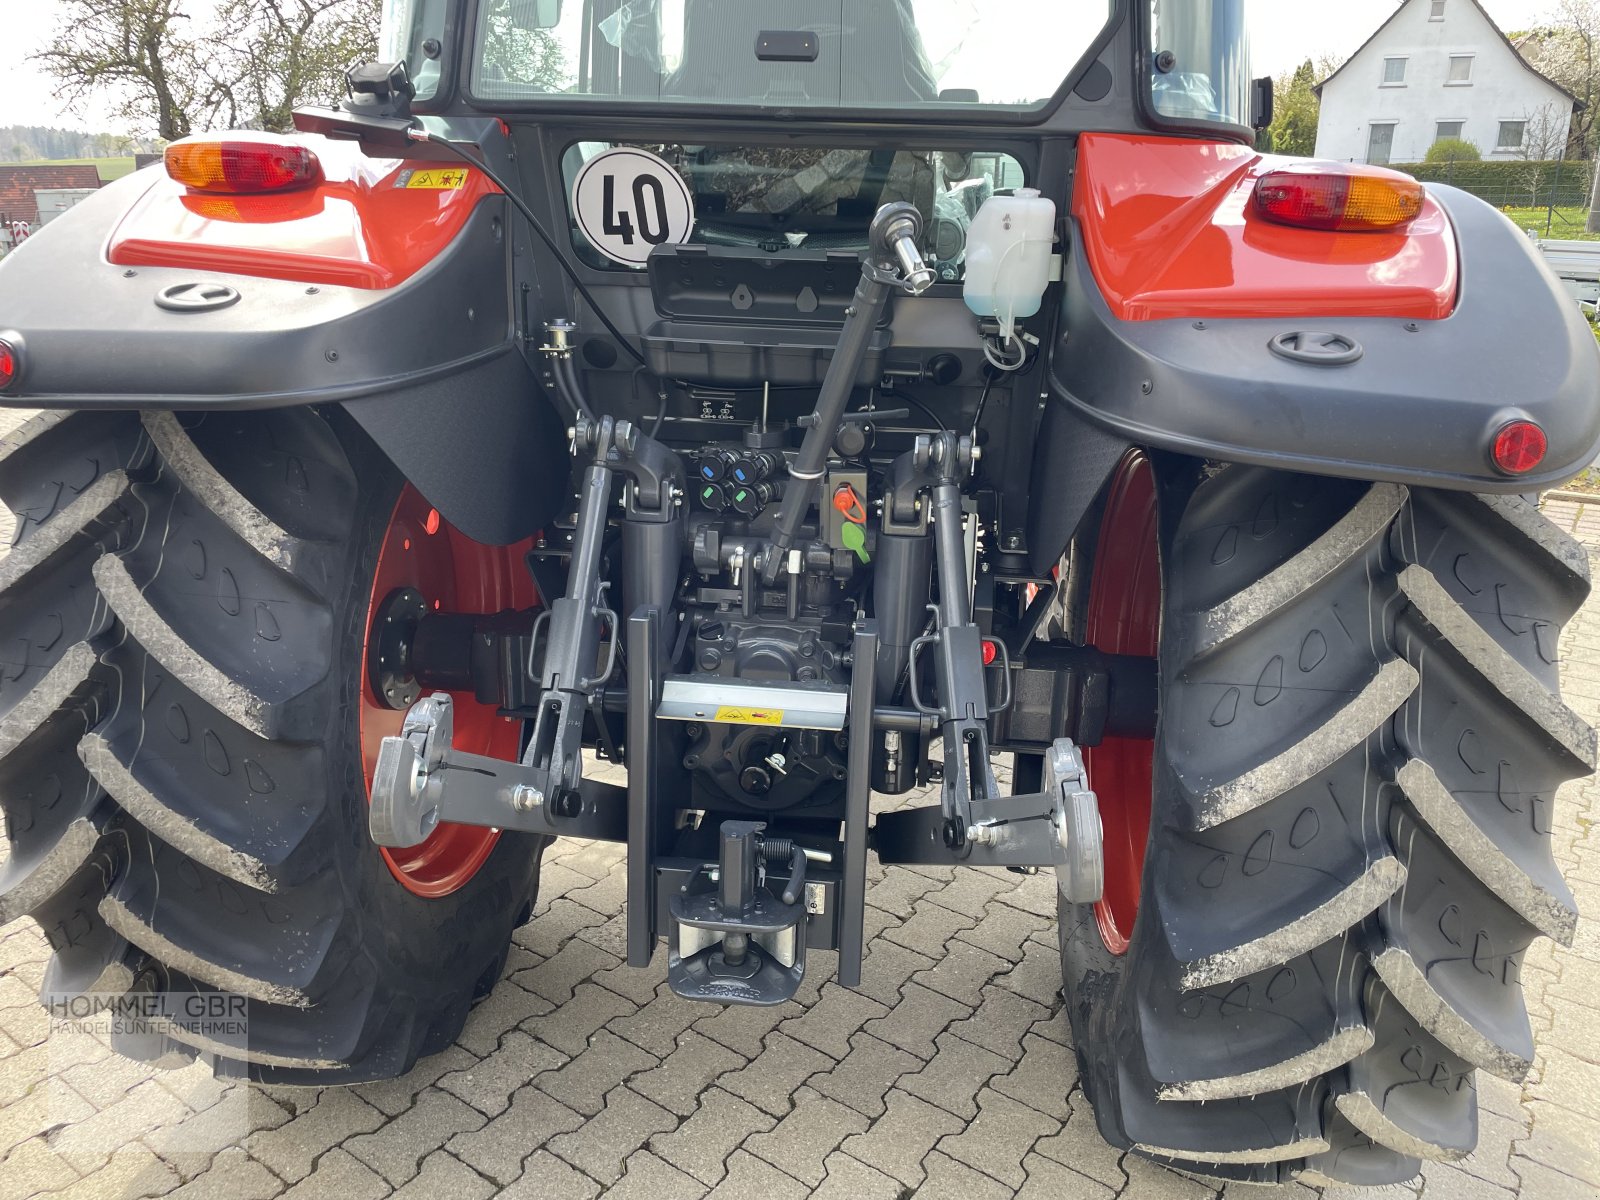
(1254, 164), (1426, 232)
(165, 138), (323, 194)
(1491, 420), (1548, 475)
(0, 340), (17, 391)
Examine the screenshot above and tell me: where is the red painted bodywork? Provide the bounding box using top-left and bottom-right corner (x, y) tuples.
(108, 136), (498, 290)
(1072, 133), (1460, 322)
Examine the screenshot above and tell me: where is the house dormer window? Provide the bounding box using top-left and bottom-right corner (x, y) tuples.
(1447, 54), (1474, 84)
(1383, 57), (1408, 85)
(1430, 0), (1446, 19)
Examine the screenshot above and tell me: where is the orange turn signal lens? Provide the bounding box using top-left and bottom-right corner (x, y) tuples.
(1254, 164), (1425, 232)
(164, 137), (323, 194)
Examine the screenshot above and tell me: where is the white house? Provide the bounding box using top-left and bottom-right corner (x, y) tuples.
(1314, 0), (1578, 165)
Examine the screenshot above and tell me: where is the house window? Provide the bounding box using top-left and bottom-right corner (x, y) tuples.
(1382, 57), (1408, 85)
(1367, 123), (1397, 165)
(1498, 121), (1527, 151)
(1447, 55), (1474, 84)
(1430, 0), (1446, 18)
(1436, 120), (1464, 140)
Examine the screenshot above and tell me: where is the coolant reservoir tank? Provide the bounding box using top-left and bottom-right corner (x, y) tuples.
(962, 188), (1056, 343)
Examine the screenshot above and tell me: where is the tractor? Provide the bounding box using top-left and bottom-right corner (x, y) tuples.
(0, 0), (1595, 1186)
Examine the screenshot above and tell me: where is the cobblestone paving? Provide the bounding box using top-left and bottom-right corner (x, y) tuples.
(0, 417), (1595, 1197)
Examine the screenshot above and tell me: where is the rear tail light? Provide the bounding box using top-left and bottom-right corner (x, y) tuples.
(0, 339), (16, 391)
(165, 137), (323, 194)
(1254, 164), (1425, 232)
(1490, 420), (1547, 475)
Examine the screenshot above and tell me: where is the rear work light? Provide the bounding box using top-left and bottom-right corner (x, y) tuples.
(1491, 420), (1548, 475)
(165, 138), (323, 194)
(1254, 164), (1425, 232)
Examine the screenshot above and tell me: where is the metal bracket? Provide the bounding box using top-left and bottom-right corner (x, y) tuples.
(872, 738), (1103, 896)
(523, 416), (681, 808)
(369, 693), (628, 846)
(907, 431), (1004, 849)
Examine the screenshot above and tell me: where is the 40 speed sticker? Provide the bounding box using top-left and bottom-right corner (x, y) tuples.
(571, 146), (695, 267)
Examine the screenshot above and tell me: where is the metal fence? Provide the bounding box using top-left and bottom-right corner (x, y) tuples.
(1416, 158), (1596, 237)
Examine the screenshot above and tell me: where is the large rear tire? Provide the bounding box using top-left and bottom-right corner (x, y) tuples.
(1060, 455), (1592, 1185)
(0, 407), (545, 1082)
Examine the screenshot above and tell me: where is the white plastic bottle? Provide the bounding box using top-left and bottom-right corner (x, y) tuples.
(962, 188), (1057, 345)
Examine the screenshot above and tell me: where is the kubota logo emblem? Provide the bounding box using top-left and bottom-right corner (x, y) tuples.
(155, 282), (241, 313)
(1268, 330), (1363, 366)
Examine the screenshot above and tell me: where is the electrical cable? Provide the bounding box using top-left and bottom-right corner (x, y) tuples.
(632, 365), (668, 437)
(408, 128), (651, 369)
(968, 372), (994, 444)
(880, 388), (950, 433)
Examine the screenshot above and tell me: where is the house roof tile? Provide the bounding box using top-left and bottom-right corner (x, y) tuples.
(0, 164), (104, 227)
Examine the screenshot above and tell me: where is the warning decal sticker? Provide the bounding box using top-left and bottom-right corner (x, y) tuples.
(713, 706), (785, 726)
(395, 168), (470, 189)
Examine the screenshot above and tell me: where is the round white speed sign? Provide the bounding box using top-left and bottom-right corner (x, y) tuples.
(571, 147), (696, 268)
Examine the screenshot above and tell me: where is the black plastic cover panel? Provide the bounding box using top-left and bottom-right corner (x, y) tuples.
(1050, 186), (1600, 494)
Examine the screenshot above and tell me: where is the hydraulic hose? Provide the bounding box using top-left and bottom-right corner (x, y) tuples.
(553, 353), (595, 422)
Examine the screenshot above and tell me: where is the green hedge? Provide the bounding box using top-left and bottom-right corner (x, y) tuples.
(1394, 158), (1592, 206)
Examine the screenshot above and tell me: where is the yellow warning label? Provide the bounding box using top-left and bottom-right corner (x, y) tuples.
(714, 705), (784, 726)
(399, 168), (469, 189)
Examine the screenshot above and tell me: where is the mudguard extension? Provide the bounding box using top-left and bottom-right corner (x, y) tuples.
(0, 172), (568, 544)
(1051, 186), (1600, 496)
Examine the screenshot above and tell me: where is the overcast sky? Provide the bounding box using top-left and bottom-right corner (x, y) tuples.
(0, 0), (1563, 133)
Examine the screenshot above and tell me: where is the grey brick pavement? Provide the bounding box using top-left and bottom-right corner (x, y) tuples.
(0, 410), (1595, 1197)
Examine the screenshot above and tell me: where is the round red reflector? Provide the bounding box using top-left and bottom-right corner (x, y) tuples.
(1491, 420), (1548, 475)
(981, 639), (998, 666)
(0, 340), (16, 391)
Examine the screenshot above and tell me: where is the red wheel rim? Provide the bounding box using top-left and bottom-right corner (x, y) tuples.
(1082, 452), (1160, 955)
(360, 485), (538, 898)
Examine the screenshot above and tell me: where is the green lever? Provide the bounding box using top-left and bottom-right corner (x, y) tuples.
(841, 521), (870, 563)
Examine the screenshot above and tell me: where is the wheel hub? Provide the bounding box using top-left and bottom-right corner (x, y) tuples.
(368, 587), (427, 712)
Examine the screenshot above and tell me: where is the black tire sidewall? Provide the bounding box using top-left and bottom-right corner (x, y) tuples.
(324, 416), (542, 1025)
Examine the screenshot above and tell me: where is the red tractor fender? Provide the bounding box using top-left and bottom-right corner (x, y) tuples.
(107, 134), (500, 290)
(1071, 133), (1459, 323)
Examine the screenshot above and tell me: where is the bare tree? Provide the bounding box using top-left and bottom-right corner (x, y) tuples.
(1525, 1), (1600, 155)
(211, 0), (381, 132)
(1515, 102), (1572, 160)
(35, 0), (380, 140)
(34, 0), (206, 140)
